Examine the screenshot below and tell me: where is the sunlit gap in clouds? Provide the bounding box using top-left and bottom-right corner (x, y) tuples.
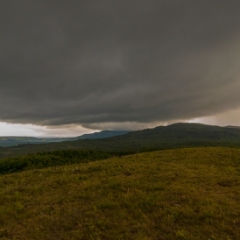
(187, 108), (240, 127)
(0, 122), (93, 137)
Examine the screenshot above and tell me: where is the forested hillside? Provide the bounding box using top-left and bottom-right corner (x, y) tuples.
(1, 123), (240, 159)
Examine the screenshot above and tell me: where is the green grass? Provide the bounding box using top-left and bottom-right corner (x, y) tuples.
(0, 147), (240, 239)
(0, 150), (129, 175)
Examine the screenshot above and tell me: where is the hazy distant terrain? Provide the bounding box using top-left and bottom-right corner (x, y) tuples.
(1, 123), (240, 159)
(76, 130), (129, 140)
(0, 137), (72, 147)
(0, 130), (129, 147)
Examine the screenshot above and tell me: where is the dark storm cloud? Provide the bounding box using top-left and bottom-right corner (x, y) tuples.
(1, 0), (240, 129)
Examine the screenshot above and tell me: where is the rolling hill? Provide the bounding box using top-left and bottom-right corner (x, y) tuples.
(1, 125), (240, 239)
(1, 123), (240, 159)
(0, 131), (129, 147)
(0, 137), (72, 147)
(0, 147), (239, 239)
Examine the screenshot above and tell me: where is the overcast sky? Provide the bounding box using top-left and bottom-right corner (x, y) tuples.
(1, 1), (240, 136)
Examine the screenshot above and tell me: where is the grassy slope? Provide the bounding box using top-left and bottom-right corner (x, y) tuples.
(0, 150), (131, 175)
(0, 147), (240, 239)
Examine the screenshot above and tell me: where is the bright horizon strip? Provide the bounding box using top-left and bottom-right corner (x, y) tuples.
(0, 122), (94, 137)
(1, 107), (240, 137)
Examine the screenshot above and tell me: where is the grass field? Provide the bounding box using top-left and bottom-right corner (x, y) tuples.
(0, 147), (240, 239)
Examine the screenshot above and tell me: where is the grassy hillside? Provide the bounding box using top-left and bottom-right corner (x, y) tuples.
(1, 123), (240, 159)
(0, 147), (240, 239)
(0, 150), (130, 175)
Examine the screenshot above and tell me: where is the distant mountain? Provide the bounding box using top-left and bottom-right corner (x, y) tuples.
(0, 137), (73, 147)
(76, 130), (130, 140)
(1, 123), (240, 158)
(0, 131), (129, 147)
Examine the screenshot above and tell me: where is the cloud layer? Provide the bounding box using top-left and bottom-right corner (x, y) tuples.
(1, 0), (240, 130)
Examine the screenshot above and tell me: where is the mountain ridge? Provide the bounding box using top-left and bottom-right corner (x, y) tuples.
(76, 130), (130, 140)
(0, 130), (130, 147)
(1, 122), (240, 159)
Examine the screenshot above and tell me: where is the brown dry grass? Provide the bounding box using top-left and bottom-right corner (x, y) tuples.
(0, 147), (240, 239)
